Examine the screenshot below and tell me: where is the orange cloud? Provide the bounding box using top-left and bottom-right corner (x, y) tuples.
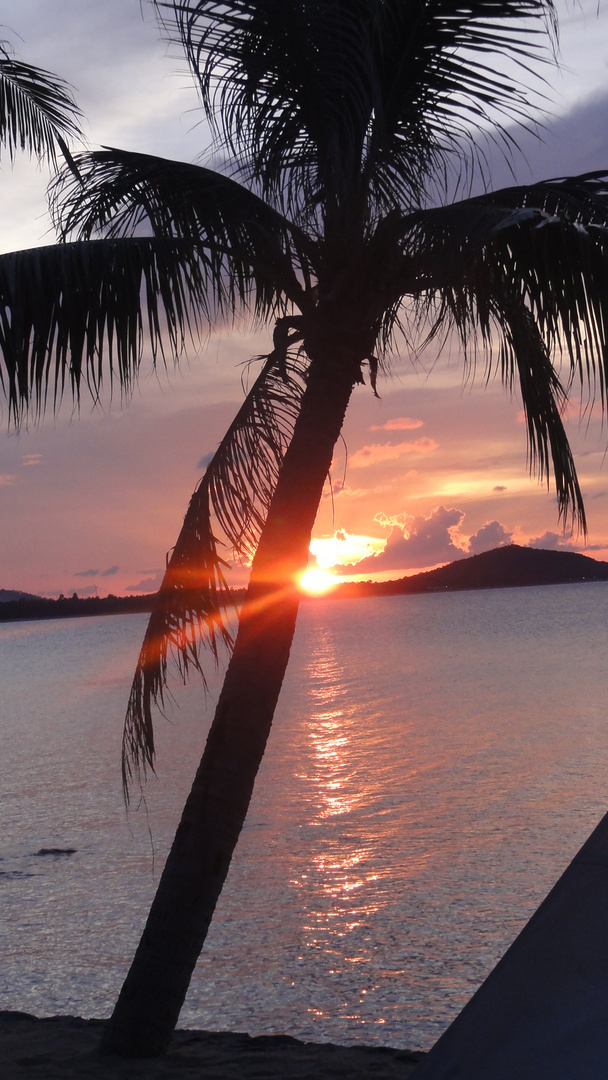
(350, 437), (438, 468)
(310, 530), (385, 568)
(370, 417), (424, 431)
(374, 511), (411, 528)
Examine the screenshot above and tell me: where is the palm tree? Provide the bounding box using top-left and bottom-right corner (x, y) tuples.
(2, 0), (608, 1058)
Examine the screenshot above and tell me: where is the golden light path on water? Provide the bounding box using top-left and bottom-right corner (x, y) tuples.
(280, 623), (438, 1039)
(296, 633), (388, 1028)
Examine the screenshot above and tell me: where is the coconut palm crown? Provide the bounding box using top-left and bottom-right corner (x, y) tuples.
(2, 0), (608, 1058)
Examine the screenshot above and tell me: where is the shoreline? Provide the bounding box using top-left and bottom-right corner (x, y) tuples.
(0, 1012), (425, 1079)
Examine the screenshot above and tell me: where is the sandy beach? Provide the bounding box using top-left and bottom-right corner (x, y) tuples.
(0, 1012), (425, 1079)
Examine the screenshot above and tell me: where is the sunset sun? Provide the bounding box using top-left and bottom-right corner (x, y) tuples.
(299, 567), (337, 595)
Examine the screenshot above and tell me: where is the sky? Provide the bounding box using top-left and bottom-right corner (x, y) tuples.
(2, 0), (608, 597)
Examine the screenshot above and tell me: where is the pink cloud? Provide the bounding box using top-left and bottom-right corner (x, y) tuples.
(370, 417), (423, 431)
(337, 506), (467, 573)
(126, 570), (164, 593)
(524, 531), (608, 553)
(333, 509), (516, 575)
(468, 520), (513, 554)
(324, 481), (393, 500)
(350, 437), (438, 468)
(527, 530), (581, 552)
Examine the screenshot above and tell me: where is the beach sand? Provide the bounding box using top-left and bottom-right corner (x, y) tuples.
(1, 1012), (425, 1079)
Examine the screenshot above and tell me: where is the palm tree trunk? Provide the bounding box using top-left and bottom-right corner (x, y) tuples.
(102, 353), (358, 1057)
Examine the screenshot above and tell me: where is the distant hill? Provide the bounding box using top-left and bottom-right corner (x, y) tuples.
(333, 544), (608, 599)
(0, 588), (41, 602)
(2, 545), (607, 623)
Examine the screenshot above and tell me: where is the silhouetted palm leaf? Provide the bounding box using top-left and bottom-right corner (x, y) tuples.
(0, 40), (82, 165)
(52, 149), (316, 313)
(0, 237), (214, 421)
(376, 172), (608, 526)
(122, 346), (309, 794)
(160, 0), (557, 216)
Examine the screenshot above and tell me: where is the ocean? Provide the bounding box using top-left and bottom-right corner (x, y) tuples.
(2, 582), (608, 1050)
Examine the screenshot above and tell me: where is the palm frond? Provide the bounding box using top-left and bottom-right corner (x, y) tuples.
(51, 149), (316, 316)
(404, 173), (608, 387)
(404, 277), (587, 530)
(0, 236), (220, 423)
(155, 0), (557, 217)
(351, 0), (557, 212)
(497, 296), (585, 530)
(377, 173), (608, 526)
(122, 344), (309, 796)
(0, 40), (82, 166)
(156, 0), (374, 215)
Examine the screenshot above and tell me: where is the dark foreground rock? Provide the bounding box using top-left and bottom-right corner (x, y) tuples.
(0, 1012), (425, 1079)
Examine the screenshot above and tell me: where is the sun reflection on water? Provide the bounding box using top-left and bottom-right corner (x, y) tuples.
(289, 627), (396, 1035)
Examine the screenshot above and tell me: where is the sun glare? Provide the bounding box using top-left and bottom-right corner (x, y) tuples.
(299, 568), (337, 595)
(309, 531), (386, 569)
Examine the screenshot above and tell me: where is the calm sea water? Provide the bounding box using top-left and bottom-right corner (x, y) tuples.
(2, 583), (608, 1050)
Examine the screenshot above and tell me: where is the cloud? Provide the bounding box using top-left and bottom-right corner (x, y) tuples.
(22, 454), (41, 466)
(0, 474), (15, 486)
(493, 485), (507, 492)
(370, 417), (423, 431)
(502, 529), (604, 554)
(468, 520), (513, 554)
(197, 451), (215, 470)
(527, 531), (580, 551)
(338, 505), (467, 573)
(74, 565), (119, 578)
(310, 530), (385, 569)
(471, 93), (608, 194)
(334, 509), (517, 575)
(126, 570), (164, 593)
(374, 511), (412, 529)
(350, 437), (438, 468)
(324, 481), (393, 500)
